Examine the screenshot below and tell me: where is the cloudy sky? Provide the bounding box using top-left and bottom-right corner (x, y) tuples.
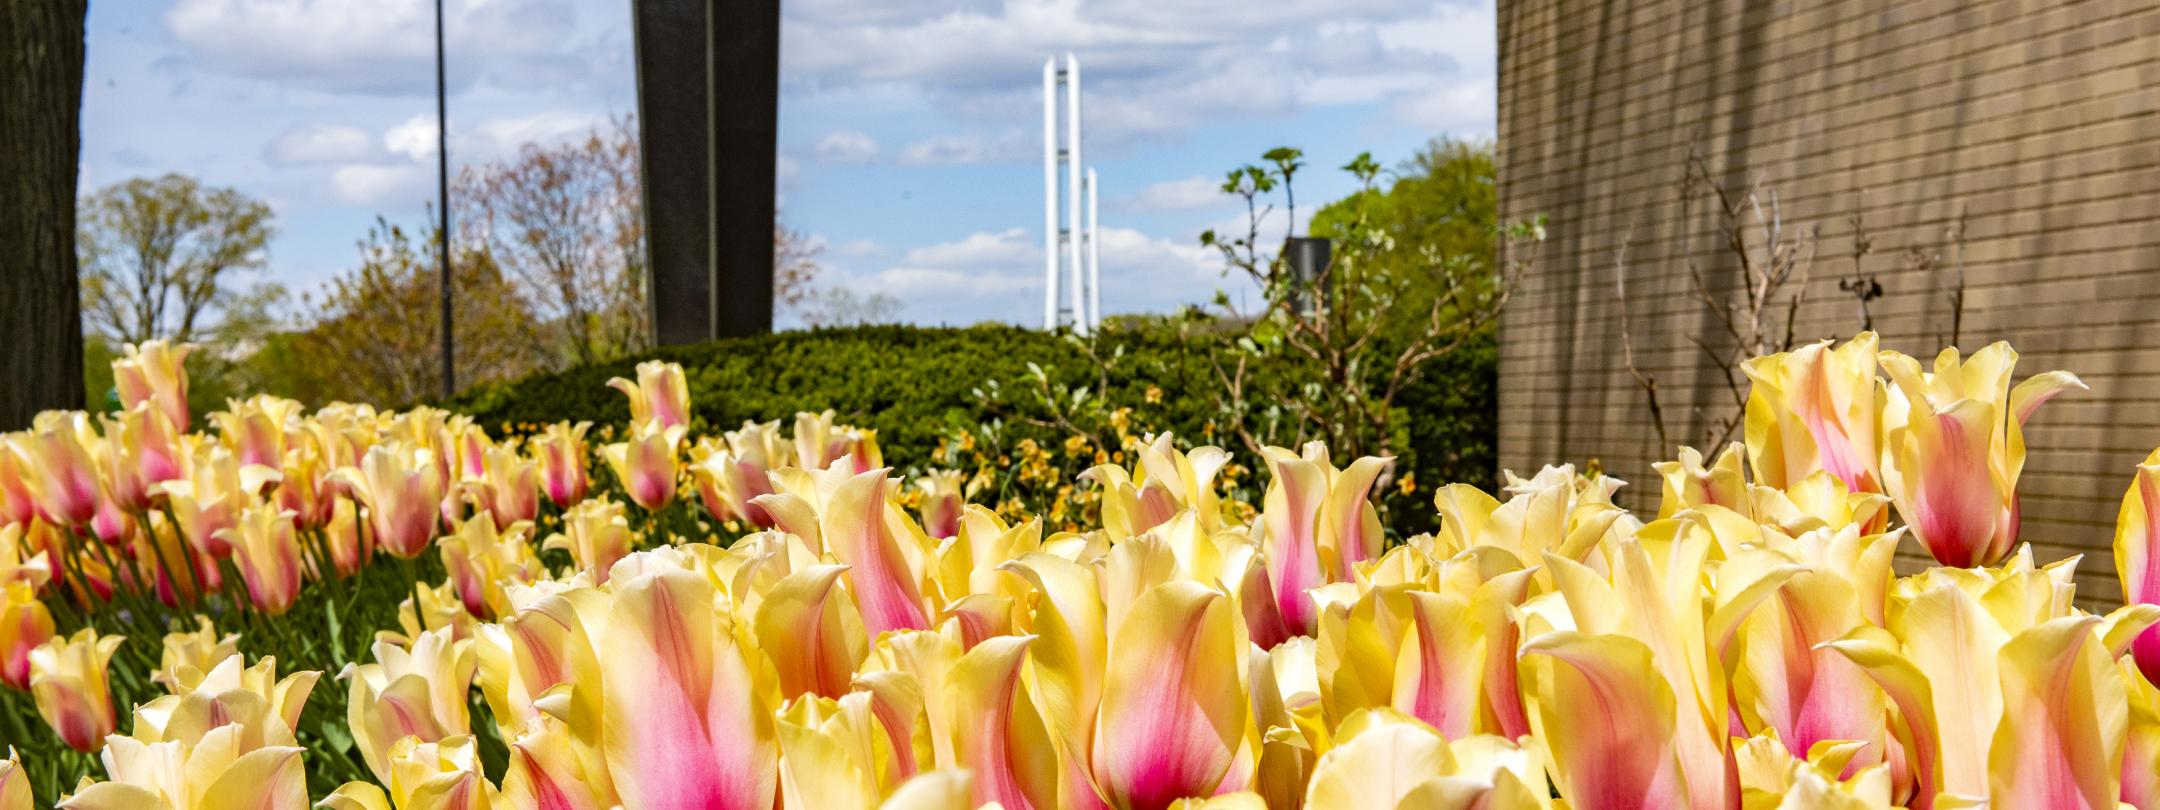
(82, 0), (1495, 327)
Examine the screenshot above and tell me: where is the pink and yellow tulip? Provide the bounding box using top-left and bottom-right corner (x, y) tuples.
(530, 421), (593, 508)
(112, 340), (193, 434)
(602, 424), (685, 512)
(218, 504), (305, 615)
(336, 442), (447, 559)
(29, 628), (124, 752)
(608, 360), (692, 433)
(1879, 342), (2082, 567)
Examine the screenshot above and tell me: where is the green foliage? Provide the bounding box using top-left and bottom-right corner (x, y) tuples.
(442, 323), (1495, 534)
(1308, 138), (1499, 342)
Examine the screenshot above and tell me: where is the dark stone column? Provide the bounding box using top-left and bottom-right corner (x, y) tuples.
(707, 0), (779, 338)
(633, 0), (779, 346)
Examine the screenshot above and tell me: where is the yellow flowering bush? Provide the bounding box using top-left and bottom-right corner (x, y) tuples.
(0, 333), (2154, 809)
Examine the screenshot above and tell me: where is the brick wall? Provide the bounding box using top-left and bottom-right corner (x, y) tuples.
(1495, 0), (2160, 598)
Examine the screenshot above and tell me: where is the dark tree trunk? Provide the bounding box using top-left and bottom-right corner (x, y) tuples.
(0, 0), (88, 428)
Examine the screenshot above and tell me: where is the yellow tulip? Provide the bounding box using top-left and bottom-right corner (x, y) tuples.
(541, 497), (635, 583)
(272, 443), (335, 530)
(57, 729), (307, 810)
(601, 423), (685, 512)
(29, 628), (124, 752)
(320, 496), (373, 579)
(113, 340), (194, 434)
(1652, 444), (1748, 519)
(0, 441), (40, 528)
(128, 653), (319, 749)
(372, 735), (497, 810)
(1743, 332), (1883, 493)
(102, 404), (181, 513)
(500, 715), (613, 810)
(1303, 709), (1547, 809)
(608, 360), (692, 434)
(1990, 616), (2123, 809)
(438, 516), (541, 619)
(150, 615), (239, 693)
(1521, 631), (1691, 810)
(0, 583), (52, 690)
(0, 749), (26, 810)
(211, 394), (303, 469)
(1878, 343), (2082, 567)
(1259, 443), (1388, 638)
(343, 628), (477, 784)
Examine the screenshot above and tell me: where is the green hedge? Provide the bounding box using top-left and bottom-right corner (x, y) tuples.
(441, 323), (1495, 530)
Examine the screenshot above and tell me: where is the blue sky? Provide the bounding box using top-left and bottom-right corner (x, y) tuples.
(81, 0), (1495, 327)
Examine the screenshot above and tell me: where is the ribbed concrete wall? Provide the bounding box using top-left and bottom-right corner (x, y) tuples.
(1495, 0), (2160, 598)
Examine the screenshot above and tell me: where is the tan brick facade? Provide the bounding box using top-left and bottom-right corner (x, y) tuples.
(1495, 0), (2160, 598)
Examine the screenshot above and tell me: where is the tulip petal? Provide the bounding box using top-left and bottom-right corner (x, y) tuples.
(602, 568), (777, 810)
(1093, 582), (1247, 810)
(1989, 615), (2121, 810)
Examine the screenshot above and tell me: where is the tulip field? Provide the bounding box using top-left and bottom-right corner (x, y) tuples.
(2, 331), (2159, 809)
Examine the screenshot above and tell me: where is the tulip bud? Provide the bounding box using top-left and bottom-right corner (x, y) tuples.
(602, 424), (685, 512)
(915, 469), (965, 539)
(531, 421), (592, 508)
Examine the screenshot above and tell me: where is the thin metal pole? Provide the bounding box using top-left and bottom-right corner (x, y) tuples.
(435, 0), (454, 397)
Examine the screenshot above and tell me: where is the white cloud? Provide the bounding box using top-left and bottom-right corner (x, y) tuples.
(264, 124), (376, 165)
(384, 116), (439, 162)
(811, 131), (881, 163)
(381, 111), (608, 165)
(897, 130), (1033, 165)
(164, 0), (588, 95)
(1114, 176), (1223, 212)
(900, 228), (1038, 267)
(329, 164), (427, 207)
(780, 0), (1495, 147)
(1390, 76), (1497, 136)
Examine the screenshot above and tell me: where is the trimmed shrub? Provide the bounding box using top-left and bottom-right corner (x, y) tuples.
(441, 323), (1495, 534)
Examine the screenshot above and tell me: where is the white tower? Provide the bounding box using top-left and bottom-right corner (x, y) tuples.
(1042, 53), (1101, 333)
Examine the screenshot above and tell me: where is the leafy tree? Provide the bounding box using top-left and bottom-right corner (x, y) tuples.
(78, 173), (278, 346)
(289, 218), (544, 405)
(1307, 138), (1500, 339)
(1185, 141), (1536, 511)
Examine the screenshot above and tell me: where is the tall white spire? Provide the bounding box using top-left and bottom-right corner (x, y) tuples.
(1042, 53), (1102, 333)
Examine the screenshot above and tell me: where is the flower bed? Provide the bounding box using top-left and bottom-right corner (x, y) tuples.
(0, 332), (2152, 808)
